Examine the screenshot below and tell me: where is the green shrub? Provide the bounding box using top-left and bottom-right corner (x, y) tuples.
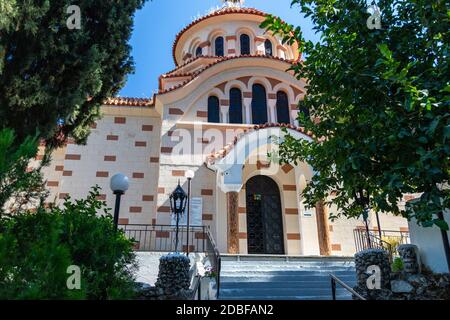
(391, 257), (404, 273)
(0, 187), (137, 299)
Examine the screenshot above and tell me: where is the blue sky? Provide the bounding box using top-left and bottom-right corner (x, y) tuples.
(119, 0), (319, 98)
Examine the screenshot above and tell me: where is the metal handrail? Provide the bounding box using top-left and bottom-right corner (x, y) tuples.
(190, 275), (202, 300)
(205, 226), (221, 299)
(330, 274), (366, 301)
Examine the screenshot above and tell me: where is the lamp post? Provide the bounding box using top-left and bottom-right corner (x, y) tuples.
(185, 170), (195, 256)
(169, 181), (187, 252)
(110, 173), (129, 231)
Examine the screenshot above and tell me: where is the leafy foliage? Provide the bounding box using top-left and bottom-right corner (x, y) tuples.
(262, 0), (450, 229)
(0, 0), (147, 149)
(0, 128), (48, 216)
(0, 187), (137, 299)
(392, 257), (405, 273)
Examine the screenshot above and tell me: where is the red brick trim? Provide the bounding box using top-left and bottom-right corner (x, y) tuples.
(104, 155), (116, 162)
(135, 141), (147, 147)
(202, 214), (213, 221)
(169, 108), (184, 115)
(238, 207), (246, 214)
(142, 125), (153, 131)
(150, 157), (160, 163)
(55, 165), (64, 172)
(107, 135), (119, 141)
(238, 232), (247, 239)
(243, 92), (252, 98)
(285, 208), (299, 215)
(156, 231), (170, 238)
(65, 154), (81, 160)
(182, 245), (195, 252)
(290, 104), (298, 111)
(281, 164), (294, 173)
(47, 181), (59, 187)
(400, 227), (409, 232)
(130, 207), (142, 213)
(114, 117), (126, 124)
(158, 187), (165, 194)
(268, 93), (277, 99)
(96, 194), (107, 201)
(226, 35), (237, 41)
(195, 232), (207, 240)
(132, 172), (144, 179)
(201, 189), (213, 196)
(283, 185), (297, 191)
(62, 171), (72, 177)
(161, 147), (173, 153)
(197, 111), (208, 118)
(227, 49), (236, 54)
(118, 218), (129, 225)
(332, 244), (342, 251)
(220, 99), (230, 106)
(96, 171), (109, 178)
(142, 195), (154, 202)
(172, 170), (185, 177)
(90, 122), (97, 129)
(287, 233), (301, 240)
(59, 193), (69, 199)
(158, 206), (171, 213)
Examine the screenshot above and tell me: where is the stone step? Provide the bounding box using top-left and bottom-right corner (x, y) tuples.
(221, 280), (356, 289)
(220, 294), (353, 300)
(221, 270), (355, 276)
(220, 274), (356, 283)
(219, 287), (351, 298)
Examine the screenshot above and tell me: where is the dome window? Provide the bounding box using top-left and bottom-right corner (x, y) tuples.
(265, 40), (273, 56)
(215, 37), (224, 57)
(240, 34), (250, 55)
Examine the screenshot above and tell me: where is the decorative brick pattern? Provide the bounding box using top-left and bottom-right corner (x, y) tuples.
(132, 172), (145, 179)
(172, 170), (185, 177)
(59, 193), (69, 199)
(201, 189), (213, 196)
(55, 165), (64, 172)
(202, 214), (213, 221)
(283, 185), (297, 191)
(47, 181), (59, 187)
(104, 155), (116, 162)
(114, 117), (126, 124)
(238, 232), (247, 239)
(400, 227), (409, 232)
(96, 194), (107, 201)
(332, 244), (342, 251)
(62, 170), (73, 177)
(182, 245), (195, 252)
(96, 171), (109, 178)
(107, 135), (119, 141)
(158, 206), (171, 213)
(195, 232), (206, 240)
(168, 108), (184, 115)
(329, 225), (334, 232)
(281, 163), (294, 173)
(287, 233), (301, 240)
(268, 93), (277, 100)
(150, 157), (160, 163)
(130, 207), (142, 213)
(65, 154), (81, 160)
(90, 122), (97, 129)
(243, 92), (252, 98)
(285, 208), (299, 215)
(156, 231), (170, 238)
(161, 147), (173, 153)
(118, 218), (129, 225)
(142, 195), (154, 202)
(135, 141), (147, 147)
(238, 207), (246, 214)
(220, 99), (230, 106)
(142, 125), (153, 131)
(158, 187), (165, 194)
(197, 111), (208, 118)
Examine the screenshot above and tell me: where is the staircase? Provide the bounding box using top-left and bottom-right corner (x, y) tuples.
(219, 255), (356, 300)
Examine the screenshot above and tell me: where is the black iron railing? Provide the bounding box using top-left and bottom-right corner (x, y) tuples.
(330, 274), (366, 301)
(354, 228), (410, 259)
(119, 224), (221, 299)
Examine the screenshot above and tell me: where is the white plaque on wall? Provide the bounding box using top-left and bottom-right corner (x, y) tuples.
(171, 197), (203, 226)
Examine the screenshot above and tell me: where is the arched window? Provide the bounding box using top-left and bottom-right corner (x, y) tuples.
(195, 46), (203, 57)
(229, 88), (243, 124)
(251, 84), (268, 124)
(215, 37), (224, 57)
(264, 40), (273, 56)
(240, 34), (250, 55)
(207, 96), (220, 123)
(276, 91), (290, 124)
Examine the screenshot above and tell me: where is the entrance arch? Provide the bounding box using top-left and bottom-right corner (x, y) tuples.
(245, 175), (284, 254)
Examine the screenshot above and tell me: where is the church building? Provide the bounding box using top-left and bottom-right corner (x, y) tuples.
(39, 0), (408, 256)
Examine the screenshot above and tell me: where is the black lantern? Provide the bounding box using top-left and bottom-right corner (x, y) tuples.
(169, 181), (187, 252)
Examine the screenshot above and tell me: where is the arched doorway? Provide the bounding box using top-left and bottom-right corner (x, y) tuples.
(245, 176), (285, 254)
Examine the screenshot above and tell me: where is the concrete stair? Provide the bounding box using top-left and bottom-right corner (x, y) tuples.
(219, 255), (356, 300)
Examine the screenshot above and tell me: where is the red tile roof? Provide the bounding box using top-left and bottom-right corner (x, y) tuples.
(103, 97), (154, 107)
(173, 7), (269, 65)
(205, 122), (314, 165)
(159, 54), (296, 94)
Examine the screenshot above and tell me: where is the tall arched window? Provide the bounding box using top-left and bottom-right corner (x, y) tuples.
(207, 96), (220, 123)
(215, 37), (224, 57)
(276, 91), (290, 124)
(240, 34), (250, 55)
(251, 84), (268, 124)
(195, 46), (203, 57)
(264, 40), (273, 56)
(229, 88), (243, 124)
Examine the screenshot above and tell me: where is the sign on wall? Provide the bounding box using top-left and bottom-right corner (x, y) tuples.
(171, 197), (203, 226)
